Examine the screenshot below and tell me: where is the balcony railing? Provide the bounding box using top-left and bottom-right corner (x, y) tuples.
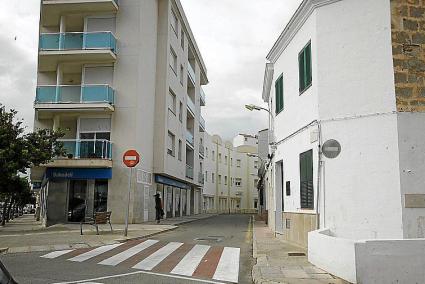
(187, 95), (195, 114)
(186, 130), (194, 146)
(199, 144), (204, 156)
(39, 32), (117, 53)
(200, 116), (205, 129)
(186, 164), (193, 179)
(59, 139), (112, 160)
(200, 88), (206, 105)
(198, 172), (204, 184)
(35, 85), (114, 104)
(188, 63), (195, 83)
(43, 0), (119, 5)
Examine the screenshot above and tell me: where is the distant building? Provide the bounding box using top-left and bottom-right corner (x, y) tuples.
(261, 0), (425, 283)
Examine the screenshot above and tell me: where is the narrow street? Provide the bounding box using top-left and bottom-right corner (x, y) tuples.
(1, 214), (254, 284)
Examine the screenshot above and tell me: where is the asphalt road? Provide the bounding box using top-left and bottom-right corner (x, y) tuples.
(1, 214), (254, 284)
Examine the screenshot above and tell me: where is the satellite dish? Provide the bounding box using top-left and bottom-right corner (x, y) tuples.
(322, 139), (341, 159)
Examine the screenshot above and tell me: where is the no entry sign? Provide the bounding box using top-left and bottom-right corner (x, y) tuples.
(123, 150), (140, 168)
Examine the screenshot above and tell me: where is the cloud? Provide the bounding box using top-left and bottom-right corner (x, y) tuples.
(0, 0), (303, 138)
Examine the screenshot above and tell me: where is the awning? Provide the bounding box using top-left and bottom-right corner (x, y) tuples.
(155, 174), (190, 189)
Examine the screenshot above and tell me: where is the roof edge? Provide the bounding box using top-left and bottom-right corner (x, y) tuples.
(266, 0), (341, 63)
(262, 63), (274, 102)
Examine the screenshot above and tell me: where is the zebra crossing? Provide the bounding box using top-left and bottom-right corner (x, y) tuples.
(40, 239), (241, 283)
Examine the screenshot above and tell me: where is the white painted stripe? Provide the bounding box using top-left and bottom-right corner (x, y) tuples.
(171, 244), (210, 276)
(98, 240), (159, 266)
(132, 242), (183, 270)
(213, 247), (240, 283)
(68, 243), (122, 262)
(52, 270), (225, 284)
(41, 250), (74, 259)
(125, 156), (137, 161)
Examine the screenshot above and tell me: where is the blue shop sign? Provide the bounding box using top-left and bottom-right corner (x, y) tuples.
(155, 175), (189, 189)
(46, 168), (112, 180)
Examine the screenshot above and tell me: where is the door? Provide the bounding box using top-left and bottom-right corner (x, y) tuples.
(166, 186), (173, 218)
(67, 180), (88, 222)
(275, 161), (284, 234)
(174, 188), (181, 217)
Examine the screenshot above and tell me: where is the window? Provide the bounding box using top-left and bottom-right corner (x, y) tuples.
(275, 74), (284, 114)
(300, 149), (314, 209)
(168, 90), (176, 114)
(206, 147), (208, 158)
(235, 178), (242, 187)
(205, 171), (208, 182)
(254, 161), (259, 169)
(236, 159), (241, 167)
(218, 153), (222, 163)
(254, 179), (258, 188)
(171, 9), (178, 35)
(254, 200), (258, 209)
(244, 137), (248, 142)
(299, 41), (312, 93)
(212, 173), (215, 183)
(218, 175), (222, 184)
(179, 101), (183, 122)
(167, 131), (175, 156)
(212, 150), (215, 161)
(224, 155), (228, 165)
(286, 181), (291, 196)
(180, 65), (184, 85)
(231, 158), (233, 166)
(181, 30), (185, 49)
(170, 47), (177, 74)
(178, 139), (182, 161)
(224, 176), (228, 185)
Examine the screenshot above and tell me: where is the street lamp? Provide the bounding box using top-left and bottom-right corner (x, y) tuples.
(245, 104), (271, 115)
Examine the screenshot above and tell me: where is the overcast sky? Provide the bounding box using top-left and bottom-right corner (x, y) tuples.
(0, 0), (302, 139)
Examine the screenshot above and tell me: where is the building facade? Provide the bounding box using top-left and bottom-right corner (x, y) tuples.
(202, 134), (259, 214)
(261, 0), (425, 282)
(31, 0), (208, 226)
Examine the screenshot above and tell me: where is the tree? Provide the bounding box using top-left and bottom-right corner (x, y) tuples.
(0, 105), (64, 226)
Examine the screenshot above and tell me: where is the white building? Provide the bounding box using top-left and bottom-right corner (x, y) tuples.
(202, 133), (259, 214)
(261, 0), (425, 283)
(31, 0), (208, 225)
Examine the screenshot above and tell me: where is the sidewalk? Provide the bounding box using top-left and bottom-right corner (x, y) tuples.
(0, 213), (217, 255)
(252, 220), (348, 284)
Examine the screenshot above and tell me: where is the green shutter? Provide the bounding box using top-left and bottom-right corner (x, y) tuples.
(305, 42), (312, 87)
(300, 150), (314, 209)
(275, 75), (284, 114)
(299, 41), (312, 93)
(298, 52), (305, 92)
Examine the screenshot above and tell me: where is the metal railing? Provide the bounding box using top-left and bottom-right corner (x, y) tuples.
(58, 139), (112, 160)
(200, 116), (206, 129)
(200, 88), (206, 105)
(186, 130), (194, 146)
(198, 172), (204, 184)
(186, 164), (193, 179)
(187, 95), (195, 114)
(199, 144), (204, 156)
(39, 31), (117, 53)
(35, 85), (114, 105)
(188, 63), (195, 83)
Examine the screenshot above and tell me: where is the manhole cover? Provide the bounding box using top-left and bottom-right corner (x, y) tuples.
(194, 236), (224, 242)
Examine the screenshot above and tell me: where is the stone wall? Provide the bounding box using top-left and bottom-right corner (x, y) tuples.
(391, 0), (425, 111)
(280, 212), (317, 248)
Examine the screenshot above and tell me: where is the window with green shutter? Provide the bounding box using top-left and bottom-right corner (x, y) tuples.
(275, 75), (284, 114)
(298, 41), (312, 94)
(299, 149), (314, 209)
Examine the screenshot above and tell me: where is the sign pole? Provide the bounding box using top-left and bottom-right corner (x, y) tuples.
(124, 167), (132, 237)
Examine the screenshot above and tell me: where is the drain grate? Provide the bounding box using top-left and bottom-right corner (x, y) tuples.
(288, 252), (306, 257)
(194, 236), (224, 242)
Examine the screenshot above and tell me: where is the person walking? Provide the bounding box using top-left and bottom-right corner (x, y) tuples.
(155, 193), (164, 224)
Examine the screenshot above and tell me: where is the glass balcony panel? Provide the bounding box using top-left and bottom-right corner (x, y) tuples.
(39, 34), (60, 50)
(62, 33), (83, 50)
(186, 131), (194, 146)
(60, 86), (81, 103)
(198, 172), (204, 184)
(39, 32), (117, 53)
(61, 140), (77, 158)
(84, 32), (116, 52)
(78, 140), (112, 159)
(82, 85), (114, 103)
(186, 165), (193, 179)
(200, 116), (206, 129)
(36, 86), (57, 103)
(188, 64), (195, 83)
(200, 88), (206, 105)
(187, 95), (195, 114)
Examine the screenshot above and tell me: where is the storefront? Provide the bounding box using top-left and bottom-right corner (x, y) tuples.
(40, 168), (112, 226)
(155, 175), (191, 219)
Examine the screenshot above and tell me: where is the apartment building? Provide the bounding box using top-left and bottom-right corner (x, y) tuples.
(202, 133), (259, 214)
(261, 0), (425, 282)
(31, 0), (208, 226)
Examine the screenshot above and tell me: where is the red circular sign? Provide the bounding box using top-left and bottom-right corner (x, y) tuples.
(123, 150), (140, 168)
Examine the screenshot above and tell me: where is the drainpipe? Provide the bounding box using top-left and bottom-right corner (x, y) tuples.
(315, 121), (323, 230)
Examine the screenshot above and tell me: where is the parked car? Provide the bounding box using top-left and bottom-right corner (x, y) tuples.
(0, 260), (17, 284)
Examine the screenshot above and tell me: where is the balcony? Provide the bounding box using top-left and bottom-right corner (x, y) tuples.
(35, 84), (115, 113)
(186, 130), (194, 147)
(200, 116), (206, 131)
(186, 164), (193, 180)
(46, 139), (113, 168)
(198, 172), (204, 184)
(39, 32), (117, 72)
(199, 144), (204, 157)
(187, 95), (195, 116)
(188, 63), (195, 84)
(41, 0), (119, 27)
(200, 88), (206, 106)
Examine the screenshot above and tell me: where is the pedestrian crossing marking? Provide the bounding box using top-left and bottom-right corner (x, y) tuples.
(99, 240), (158, 266)
(132, 242), (183, 270)
(41, 250), (74, 259)
(68, 243), (123, 262)
(171, 244), (210, 276)
(213, 247), (240, 283)
(40, 240), (241, 283)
